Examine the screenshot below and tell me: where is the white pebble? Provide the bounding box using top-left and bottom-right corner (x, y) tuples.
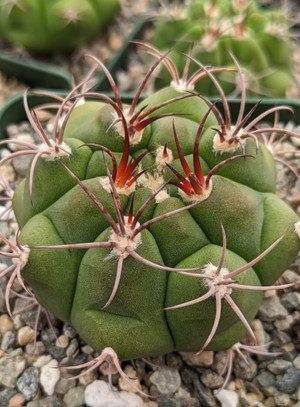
(40, 359), (60, 395)
(85, 380), (144, 407)
(215, 389), (239, 407)
(8, 134), (35, 151)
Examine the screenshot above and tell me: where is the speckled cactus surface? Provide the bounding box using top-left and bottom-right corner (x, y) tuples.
(0, 0), (120, 53)
(1, 52), (300, 391)
(150, 0), (294, 97)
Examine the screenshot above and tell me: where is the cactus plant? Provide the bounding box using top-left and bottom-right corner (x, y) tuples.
(0, 0), (120, 53)
(0, 52), (300, 393)
(149, 0), (294, 97)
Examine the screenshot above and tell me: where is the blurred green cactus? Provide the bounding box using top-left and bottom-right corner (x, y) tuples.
(0, 0), (120, 53)
(150, 0), (294, 97)
(1, 52), (299, 391)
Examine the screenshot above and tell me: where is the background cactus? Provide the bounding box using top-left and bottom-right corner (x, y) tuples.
(0, 0), (120, 53)
(149, 0), (294, 97)
(1, 53), (300, 390)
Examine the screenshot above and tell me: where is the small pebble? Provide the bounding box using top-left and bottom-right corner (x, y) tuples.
(84, 380), (144, 407)
(180, 351), (214, 367)
(1, 331), (16, 351)
(256, 371), (275, 387)
(13, 315), (25, 330)
(215, 389), (239, 407)
(8, 393), (26, 407)
(275, 367), (300, 394)
(33, 354), (52, 368)
(118, 365), (142, 392)
(55, 334), (69, 349)
(259, 294), (288, 322)
(293, 353), (300, 369)
(40, 359), (60, 396)
(200, 369), (224, 389)
(150, 367), (181, 394)
(267, 360), (293, 375)
(18, 326), (35, 346)
(16, 366), (39, 401)
(0, 313), (13, 334)
(0, 348), (27, 388)
(281, 292), (300, 310)
(25, 341), (46, 356)
(55, 373), (76, 394)
(63, 386), (85, 407)
(26, 395), (65, 407)
(8, 134), (35, 151)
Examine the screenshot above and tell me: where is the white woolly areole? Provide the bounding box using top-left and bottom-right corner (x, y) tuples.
(178, 178), (213, 203)
(202, 263), (233, 297)
(99, 176), (135, 196)
(295, 221), (300, 239)
(13, 245), (30, 267)
(170, 79), (195, 93)
(155, 145), (173, 172)
(137, 172), (170, 203)
(155, 190), (170, 203)
(265, 22), (287, 39)
(112, 109), (143, 145)
(201, 32), (219, 52)
(213, 126), (244, 153)
(38, 140), (72, 161)
(204, 2), (219, 19)
(108, 217), (141, 259)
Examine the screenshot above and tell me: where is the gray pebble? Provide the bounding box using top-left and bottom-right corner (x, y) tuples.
(63, 325), (77, 339)
(66, 338), (79, 357)
(233, 354), (257, 380)
(281, 292), (300, 310)
(12, 155), (32, 177)
(40, 329), (65, 361)
(16, 366), (39, 400)
(156, 399), (186, 407)
(293, 353), (300, 369)
(26, 341), (46, 356)
(1, 331), (16, 351)
(0, 387), (17, 406)
(276, 331), (292, 345)
(27, 395), (65, 407)
(193, 379), (216, 407)
(63, 386), (85, 407)
(55, 374), (76, 395)
(0, 348), (27, 388)
(200, 369), (224, 389)
(275, 367), (300, 394)
(259, 295), (288, 322)
(13, 314), (25, 330)
(256, 371), (275, 387)
(267, 359), (293, 375)
(150, 367), (181, 394)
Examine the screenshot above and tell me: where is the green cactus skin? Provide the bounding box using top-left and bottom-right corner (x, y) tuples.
(150, 0), (293, 97)
(9, 68), (300, 366)
(0, 0), (120, 53)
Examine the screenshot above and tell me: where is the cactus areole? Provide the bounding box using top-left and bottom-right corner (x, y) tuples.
(7, 55), (300, 367)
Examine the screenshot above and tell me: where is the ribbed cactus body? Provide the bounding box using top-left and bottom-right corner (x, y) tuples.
(0, 0), (120, 52)
(12, 84), (300, 361)
(151, 0), (293, 97)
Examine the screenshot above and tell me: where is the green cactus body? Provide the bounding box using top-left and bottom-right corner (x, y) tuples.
(11, 82), (300, 362)
(150, 0), (293, 97)
(0, 0), (120, 53)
